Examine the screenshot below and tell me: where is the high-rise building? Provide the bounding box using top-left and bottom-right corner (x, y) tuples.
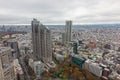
(31, 19), (52, 63)
(73, 42), (78, 54)
(65, 20), (72, 44)
(0, 47), (16, 80)
(3, 39), (19, 59)
(62, 33), (66, 45)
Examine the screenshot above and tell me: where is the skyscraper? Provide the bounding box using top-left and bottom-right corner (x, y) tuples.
(73, 42), (78, 54)
(62, 33), (66, 45)
(31, 19), (52, 63)
(65, 20), (72, 44)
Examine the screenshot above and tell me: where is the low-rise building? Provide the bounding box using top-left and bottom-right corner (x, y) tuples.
(33, 61), (45, 77)
(0, 47), (16, 80)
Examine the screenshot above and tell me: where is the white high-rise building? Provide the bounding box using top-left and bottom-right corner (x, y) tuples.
(31, 19), (52, 63)
(33, 61), (45, 77)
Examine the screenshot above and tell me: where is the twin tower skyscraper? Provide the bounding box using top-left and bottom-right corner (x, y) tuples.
(31, 19), (52, 63)
(32, 19), (72, 63)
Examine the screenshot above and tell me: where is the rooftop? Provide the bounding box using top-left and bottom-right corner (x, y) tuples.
(0, 46), (11, 53)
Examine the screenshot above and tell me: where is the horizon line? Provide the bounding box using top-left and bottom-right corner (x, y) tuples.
(0, 23), (120, 26)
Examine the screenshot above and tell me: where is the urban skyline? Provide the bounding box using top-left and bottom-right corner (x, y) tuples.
(0, 0), (120, 80)
(0, 19), (119, 80)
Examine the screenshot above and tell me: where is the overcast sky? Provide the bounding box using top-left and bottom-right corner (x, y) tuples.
(0, 0), (120, 24)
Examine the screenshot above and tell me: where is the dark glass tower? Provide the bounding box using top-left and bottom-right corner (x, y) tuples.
(73, 42), (78, 54)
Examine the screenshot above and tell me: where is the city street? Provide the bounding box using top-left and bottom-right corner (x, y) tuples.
(19, 56), (31, 80)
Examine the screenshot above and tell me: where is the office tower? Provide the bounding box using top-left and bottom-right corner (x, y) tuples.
(0, 47), (16, 80)
(65, 20), (72, 43)
(2, 25), (5, 31)
(4, 39), (19, 59)
(31, 19), (52, 63)
(62, 33), (66, 45)
(73, 42), (78, 54)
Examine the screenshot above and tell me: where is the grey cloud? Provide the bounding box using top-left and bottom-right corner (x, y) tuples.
(0, 0), (120, 24)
